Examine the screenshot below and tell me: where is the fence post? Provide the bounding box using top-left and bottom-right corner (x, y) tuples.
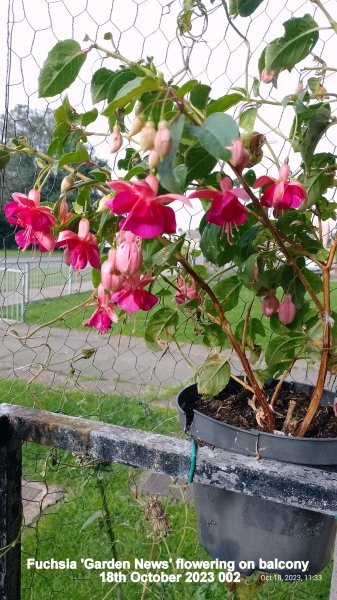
(22, 263), (29, 317)
(68, 266), (73, 295)
(0, 418), (22, 600)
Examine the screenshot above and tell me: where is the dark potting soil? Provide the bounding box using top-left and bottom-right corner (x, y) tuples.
(194, 386), (337, 438)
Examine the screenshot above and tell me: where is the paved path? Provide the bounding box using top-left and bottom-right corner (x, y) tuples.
(0, 322), (323, 400)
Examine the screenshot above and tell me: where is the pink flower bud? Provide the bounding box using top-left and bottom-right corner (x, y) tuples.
(129, 114), (145, 136)
(261, 68), (276, 84)
(28, 189), (40, 205)
(109, 125), (123, 153)
(139, 121), (156, 152)
(78, 218), (90, 238)
(294, 82), (303, 95)
(101, 249), (124, 292)
(278, 163), (291, 181)
(60, 175), (75, 193)
(227, 139), (249, 172)
(115, 235), (143, 276)
(59, 199), (69, 221)
(278, 294), (296, 325)
(262, 291), (279, 317)
(96, 195), (111, 213)
(154, 120), (172, 160)
(148, 149), (160, 169)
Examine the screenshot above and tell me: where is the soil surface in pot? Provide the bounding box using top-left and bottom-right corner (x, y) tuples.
(194, 386), (337, 438)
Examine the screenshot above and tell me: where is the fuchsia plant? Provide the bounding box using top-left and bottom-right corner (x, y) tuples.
(3, 2), (337, 438)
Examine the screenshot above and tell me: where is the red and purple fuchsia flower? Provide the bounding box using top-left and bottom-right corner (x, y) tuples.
(86, 284), (119, 333)
(188, 177), (249, 241)
(56, 218), (100, 271)
(253, 163), (307, 210)
(106, 173), (191, 238)
(5, 189), (56, 252)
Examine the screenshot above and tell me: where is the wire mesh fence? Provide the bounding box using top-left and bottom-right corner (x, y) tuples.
(0, 0), (337, 598)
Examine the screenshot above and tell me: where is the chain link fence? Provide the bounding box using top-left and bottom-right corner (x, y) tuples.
(0, 0), (337, 598)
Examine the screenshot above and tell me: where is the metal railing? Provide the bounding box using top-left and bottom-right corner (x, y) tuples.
(0, 259), (92, 322)
(0, 403), (337, 599)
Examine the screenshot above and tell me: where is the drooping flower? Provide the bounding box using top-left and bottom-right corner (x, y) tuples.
(59, 199), (73, 224)
(111, 271), (158, 312)
(5, 189), (56, 252)
(175, 276), (199, 305)
(139, 121), (156, 151)
(278, 294), (296, 325)
(86, 284), (119, 333)
(262, 290), (279, 317)
(56, 218), (100, 271)
(188, 177), (248, 240)
(106, 174), (191, 238)
(154, 120), (172, 160)
(109, 124), (123, 153)
(226, 139), (250, 173)
(261, 68), (276, 83)
(253, 164), (307, 211)
(101, 248), (124, 292)
(115, 231), (143, 276)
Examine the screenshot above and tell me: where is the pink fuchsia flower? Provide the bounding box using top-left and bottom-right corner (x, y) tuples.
(115, 231), (143, 276)
(109, 124), (123, 153)
(106, 174), (191, 238)
(101, 248), (125, 292)
(86, 284), (119, 333)
(278, 294), (296, 325)
(188, 177), (249, 241)
(111, 271), (158, 312)
(5, 189), (56, 252)
(59, 199), (73, 224)
(56, 218), (100, 271)
(226, 139), (249, 173)
(262, 290), (279, 317)
(253, 164), (307, 211)
(261, 68), (276, 83)
(154, 120), (172, 160)
(175, 276), (199, 305)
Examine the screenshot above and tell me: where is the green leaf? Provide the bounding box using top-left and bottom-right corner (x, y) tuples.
(280, 264), (305, 308)
(185, 144), (217, 181)
(176, 79), (198, 98)
(200, 223), (236, 267)
(239, 107), (257, 133)
(197, 354), (230, 399)
(58, 142), (89, 168)
(102, 77), (159, 117)
(82, 108), (98, 127)
(72, 187), (90, 215)
(0, 149), (10, 170)
(150, 236), (185, 267)
(38, 40), (87, 97)
(144, 308), (179, 351)
(209, 276), (242, 312)
(157, 115), (185, 193)
(265, 334), (307, 368)
(307, 77), (321, 95)
(237, 253), (259, 285)
(88, 169), (108, 182)
(206, 93), (244, 116)
(265, 15), (319, 72)
(80, 510), (102, 532)
(189, 113), (239, 161)
(300, 104), (331, 169)
(237, 0), (264, 16)
(91, 68), (117, 103)
(91, 268), (101, 288)
(235, 318), (265, 345)
(107, 71), (137, 102)
(190, 83), (211, 110)
(202, 324), (229, 349)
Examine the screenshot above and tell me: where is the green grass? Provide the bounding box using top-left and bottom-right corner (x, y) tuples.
(0, 379), (332, 599)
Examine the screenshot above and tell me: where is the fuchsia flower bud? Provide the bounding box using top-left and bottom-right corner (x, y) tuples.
(115, 232), (143, 276)
(139, 121), (156, 152)
(148, 149), (160, 169)
(154, 120), (172, 160)
(129, 114), (145, 137)
(60, 175), (75, 193)
(109, 125), (123, 153)
(261, 68), (276, 83)
(278, 294), (296, 325)
(96, 195), (111, 213)
(28, 189), (41, 204)
(101, 248), (124, 292)
(227, 139), (250, 172)
(262, 290), (279, 317)
(279, 163), (291, 181)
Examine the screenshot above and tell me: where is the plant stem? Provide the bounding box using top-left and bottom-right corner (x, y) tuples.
(270, 358), (297, 407)
(97, 476), (124, 600)
(157, 237), (276, 430)
(311, 0), (337, 34)
(241, 298), (254, 352)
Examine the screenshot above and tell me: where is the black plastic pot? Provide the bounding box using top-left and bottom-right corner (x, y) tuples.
(177, 378), (337, 576)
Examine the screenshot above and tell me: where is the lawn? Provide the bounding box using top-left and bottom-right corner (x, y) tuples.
(0, 379), (333, 599)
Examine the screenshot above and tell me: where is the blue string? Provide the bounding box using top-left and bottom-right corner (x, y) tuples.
(187, 438), (198, 484)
